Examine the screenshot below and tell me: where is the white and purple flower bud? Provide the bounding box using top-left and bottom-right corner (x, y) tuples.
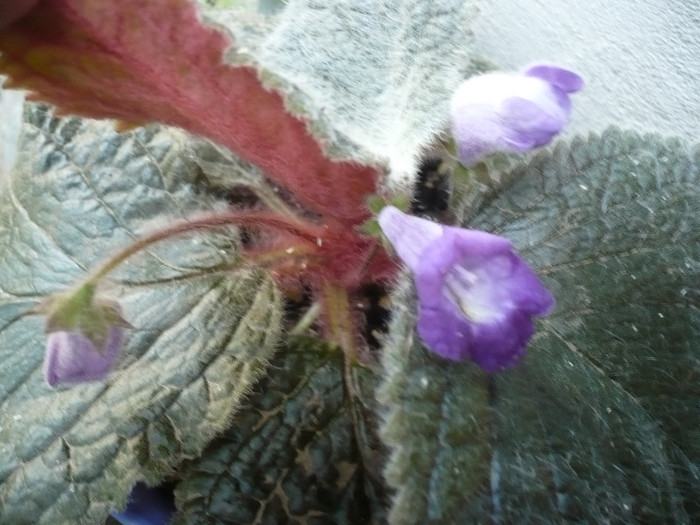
(378, 206), (554, 371)
(44, 326), (124, 387)
(450, 63), (584, 167)
(40, 285), (130, 387)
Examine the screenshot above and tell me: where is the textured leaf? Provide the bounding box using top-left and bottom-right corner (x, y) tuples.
(258, 0), (478, 185)
(174, 337), (389, 525)
(0, 85), (24, 175)
(380, 128), (700, 523)
(0, 105), (282, 524)
(0, 0), (379, 221)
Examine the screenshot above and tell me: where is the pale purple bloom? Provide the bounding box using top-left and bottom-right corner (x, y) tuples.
(44, 326), (124, 386)
(378, 206), (554, 371)
(451, 63), (584, 167)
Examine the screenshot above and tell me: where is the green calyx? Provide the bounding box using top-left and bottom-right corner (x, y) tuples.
(41, 284), (130, 351)
(361, 192), (412, 239)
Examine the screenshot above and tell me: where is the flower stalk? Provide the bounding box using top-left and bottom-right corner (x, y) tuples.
(320, 281), (359, 363)
(83, 210), (325, 287)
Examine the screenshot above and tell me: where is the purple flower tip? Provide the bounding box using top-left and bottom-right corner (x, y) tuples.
(450, 63), (583, 167)
(44, 326), (124, 387)
(378, 206), (554, 371)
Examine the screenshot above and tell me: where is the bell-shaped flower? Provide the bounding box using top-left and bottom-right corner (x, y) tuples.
(378, 206), (554, 371)
(450, 63), (584, 167)
(44, 326), (125, 387)
(40, 284), (130, 387)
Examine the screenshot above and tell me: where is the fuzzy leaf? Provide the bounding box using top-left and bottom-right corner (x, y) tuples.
(174, 337), (389, 525)
(380, 128), (700, 523)
(0, 85), (24, 175)
(0, 0), (379, 221)
(258, 0), (478, 185)
(0, 105), (282, 524)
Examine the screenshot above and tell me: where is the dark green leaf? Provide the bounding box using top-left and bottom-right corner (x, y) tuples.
(174, 337), (389, 525)
(381, 128), (700, 523)
(0, 106), (282, 524)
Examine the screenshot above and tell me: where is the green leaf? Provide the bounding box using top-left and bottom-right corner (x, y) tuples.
(0, 105), (282, 524)
(254, 0), (478, 184)
(174, 337), (389, 525)
(380, 128), (700, 523)
(448, 152), (520, 226)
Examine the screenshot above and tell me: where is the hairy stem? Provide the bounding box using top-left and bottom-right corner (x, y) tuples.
(320, 281), (358, 362)
(290, 302), (321, 336)
(84, 210), (324, 286)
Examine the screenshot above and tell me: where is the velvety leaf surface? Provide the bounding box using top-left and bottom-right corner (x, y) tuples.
(174, 337), (389, 525)
(258, 0), (478, 185)
(0, 105), (282, 524)
(380, 128), (700, 524)
(0, 85), (24, 176)
(0, 0), (379, 221)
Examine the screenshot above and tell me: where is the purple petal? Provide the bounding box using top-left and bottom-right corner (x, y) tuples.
(501, 96), (567, 133)
(467, 310), (535, 371)
(416, 298), (537, 371)
(414, 227), (512, 310)
(499, 96), (570, 150)
(453, 131), (496, 167)
(377, 205), (443, 271)
(450, 65), (583, 166)
(451, 103), (506, 167)
(44, 327), (123, 387)
(503, 254), (555, 315)
(377, 207), (555, 372)
(524, 64), (584, 93)
(416, 305), (472, 360)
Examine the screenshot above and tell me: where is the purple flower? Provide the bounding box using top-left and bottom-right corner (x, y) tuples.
(44, 326), (124, 386)
(39, 285), (131, 387)
(450, 63), (584, 167)
(378, 206), (554, 371)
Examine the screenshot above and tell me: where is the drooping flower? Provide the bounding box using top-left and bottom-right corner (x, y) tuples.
(44, 327), (124, 387)
(40, 284), (130, 386)
(450, 63), (584, 167)
(378, 206), (553, 371)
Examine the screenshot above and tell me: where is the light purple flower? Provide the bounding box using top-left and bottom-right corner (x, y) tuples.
(378, 206), (554, 371)
(44, 326), (124, 386)
(450, 63), (584, 167)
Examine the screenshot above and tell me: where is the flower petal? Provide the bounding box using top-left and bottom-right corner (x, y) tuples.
(414, 227), (512, 309)
(377, 205), (443, 271)
(450, 64), (582, 166)
(378, 207), (554, 371)
(467, 309), (535, 371)
(524, 64), (584, 93)
(416, 305), (472, 360)
(503, 254), (555, 315)
(417, 300), (537, 371)
(44, 327), (123, 387)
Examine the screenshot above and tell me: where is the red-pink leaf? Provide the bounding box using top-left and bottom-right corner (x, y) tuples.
(0, 0), (379, 221)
